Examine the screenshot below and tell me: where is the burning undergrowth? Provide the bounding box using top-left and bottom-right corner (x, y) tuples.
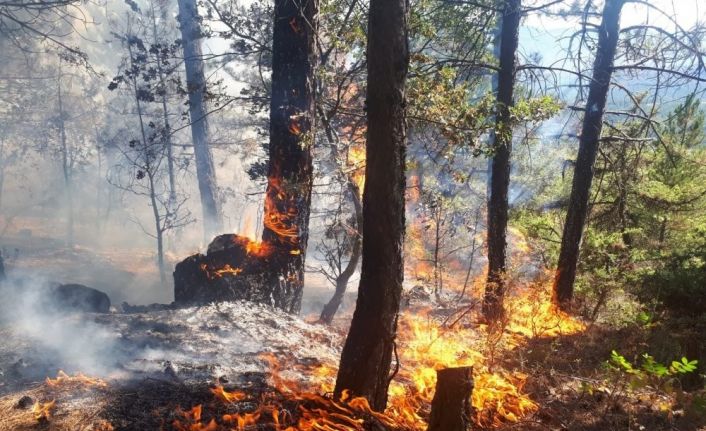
(0, 268), (588, 430)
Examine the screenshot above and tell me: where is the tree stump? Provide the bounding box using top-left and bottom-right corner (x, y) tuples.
(426, 366), (474, 431)
(173, 234), (296, 311)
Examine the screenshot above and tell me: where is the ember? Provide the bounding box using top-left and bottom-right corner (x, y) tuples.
(200, 263), (244, 280)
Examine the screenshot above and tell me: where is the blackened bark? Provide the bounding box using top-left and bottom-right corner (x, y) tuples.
(319, 182), (362, 324)
(553, 0), (624, 310)
(262, 0), (318, 314)
(333, 0), (409, 411)
(177, 0), (222, 239)
(426, 367), (474, 431)
(483, 0), (521, 321)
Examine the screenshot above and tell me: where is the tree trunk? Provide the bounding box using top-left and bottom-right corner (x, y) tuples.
(261, 0), (318, 314)
(433, 210), (442, 300)
(426, 367), (474, 431)
(176, 0), (222, 239)
(319, 181), (362, 324)
(151, 5), (178, 207)
(483, 0), (521, 321)
(57, 62), (74, 248)
(553, 0), (625, 310)
(128, 41), (166, 285)
(333, 0), (409, 411)
(0, 138), (5, 213)
(149, 172), (167, 284)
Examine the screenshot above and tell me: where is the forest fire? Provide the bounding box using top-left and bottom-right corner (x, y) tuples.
(162, 282), (585, 431)
(45, 370), (108, 390)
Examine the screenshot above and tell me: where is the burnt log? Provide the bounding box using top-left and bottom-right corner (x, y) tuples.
(49, 283), (111, 313)
(174, 234), (298, 310)
(426, 366), (474, 431)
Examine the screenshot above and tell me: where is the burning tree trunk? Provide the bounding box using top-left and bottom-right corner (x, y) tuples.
(176, 0), (222, 239)
(261, 0), (318, 314)
(483, 0), (521, 322)
(173, 0), (318, 312)
(426, 367), (474, 431)
(334, 0), (409, 411)
(553, 0), (625, 310)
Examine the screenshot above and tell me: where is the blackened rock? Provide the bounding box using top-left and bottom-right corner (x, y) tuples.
(14, 395), (33, 409)
(49, 283), (111, 313)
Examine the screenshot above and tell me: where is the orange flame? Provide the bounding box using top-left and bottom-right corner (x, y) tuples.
(167, 276), (584, 430)
(264, 176), (300, 247)
(210, 386), (246, 403)
(200, 263), (244, 280)
(46, 370), (108, 390)
(173, 405), (219, 431)
(32, 400), (56, 422)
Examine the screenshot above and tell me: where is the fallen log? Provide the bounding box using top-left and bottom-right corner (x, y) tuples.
(426, 366), (474, 431)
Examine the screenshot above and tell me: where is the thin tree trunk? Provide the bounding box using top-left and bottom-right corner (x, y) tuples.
(176, 0), (222, 239)
(333, 0), (409, 411)
(483, 0), (521, 321)
(261, 0), (318, 314)
(553, 0), (625, 310)
(57, 61), (74, 248)
(0, 138), (5, 213)
(129, 41), (166, 284)
(151, 5), (178, 207)
(433, 211), (442, 299)
(319, 181), (362, 324)
(149, 171), (167, 284)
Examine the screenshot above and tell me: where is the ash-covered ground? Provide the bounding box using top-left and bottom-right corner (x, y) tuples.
(0, 301), (343, 392)
(0, 284), (351, 430)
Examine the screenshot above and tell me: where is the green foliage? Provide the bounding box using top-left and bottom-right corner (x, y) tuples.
(608, 350), (698, 392)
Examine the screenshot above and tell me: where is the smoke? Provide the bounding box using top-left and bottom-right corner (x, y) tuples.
(0, 272), (127, 381)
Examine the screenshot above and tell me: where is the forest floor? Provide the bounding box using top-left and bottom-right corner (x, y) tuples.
(0, 222), (704, 430)
(0, 289), (704, 430)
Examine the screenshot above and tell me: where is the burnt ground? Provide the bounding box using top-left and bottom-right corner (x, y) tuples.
(0, 299), (705, 430)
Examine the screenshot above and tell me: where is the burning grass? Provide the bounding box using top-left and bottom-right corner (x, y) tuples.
(45, 370), (109, 390)
(161, 278), (586, 431)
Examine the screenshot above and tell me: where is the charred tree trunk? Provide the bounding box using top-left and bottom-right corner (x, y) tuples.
(176, 0), (222, 239)
(261, 0), (318, 314)
(553, 0), (624, 310)
(319, 182), (362, 324)
(483, 0), (521, 321)
(334, 0), (409, 411)
(426, 367), (474, 431)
